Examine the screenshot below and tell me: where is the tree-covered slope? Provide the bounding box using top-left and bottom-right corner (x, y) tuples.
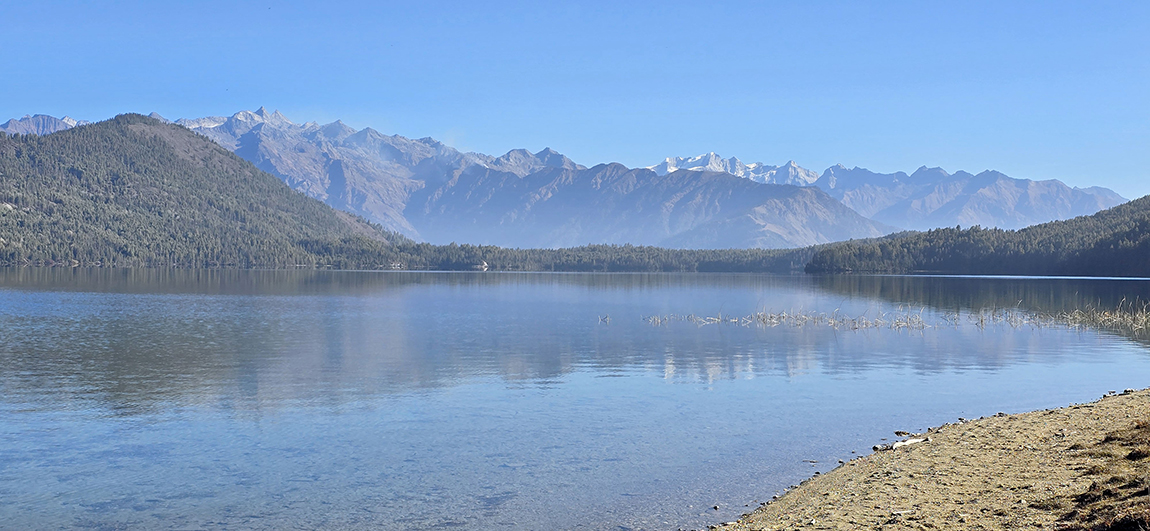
(0, 114), (401, 267)
(805, 195), (1150, 276)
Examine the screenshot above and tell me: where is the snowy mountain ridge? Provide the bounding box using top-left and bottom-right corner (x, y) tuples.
(648, 153), (820, 186)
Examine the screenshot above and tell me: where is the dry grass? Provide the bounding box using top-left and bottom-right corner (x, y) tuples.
(642, 301), (1150, 339)
(644, 308), (930, 331)
(1058, 418), (1150, 531)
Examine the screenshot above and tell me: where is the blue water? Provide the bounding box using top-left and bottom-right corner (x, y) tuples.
(2, 270), (1150, 529)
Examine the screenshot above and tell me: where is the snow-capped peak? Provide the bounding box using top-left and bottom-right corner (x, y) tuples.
(647, 153), (818, 186)
(175, 116), (227, 129)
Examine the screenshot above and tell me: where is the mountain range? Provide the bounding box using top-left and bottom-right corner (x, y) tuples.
(649, 155), (1126, 231)
(163, 108), (890, 248)
(0, 114), (823, 273)
(648, 153), (820, 186)
(4, 110), (1129, 249)
(811, 164), (1126, 231)
(0, 114), (90, 136)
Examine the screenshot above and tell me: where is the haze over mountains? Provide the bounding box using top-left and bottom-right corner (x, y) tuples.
(163, 108), (890, 248)
(648, 153), (820, 186)
(2, 110), (1129, 249)
(812, 164), (1126, 231)
(650, 155), (1127, 231)
(0, 114), (90, 136)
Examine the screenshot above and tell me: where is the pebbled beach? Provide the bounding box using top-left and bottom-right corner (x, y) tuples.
(716, 389), (1150, 531)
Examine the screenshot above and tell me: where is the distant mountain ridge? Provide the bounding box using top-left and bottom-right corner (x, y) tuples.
(404, 163), (892, 248)
(813, 164), (1127, 231)
(4, 111), (1129, 248)
(171, 107), (585, 237)
(0, 114), (833, 272)
(648, 153), (819, 186)
(169, 108), (889, 248)
(653, 154), (1128, 231)
(0, 114), (90, 135)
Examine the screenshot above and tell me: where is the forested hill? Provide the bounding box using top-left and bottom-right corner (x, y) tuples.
(0, 114), (406, 267)
(0, 115), (813, 272)
(804, 195), (1150, 277)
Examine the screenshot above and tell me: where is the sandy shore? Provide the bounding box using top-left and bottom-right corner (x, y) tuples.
(713, 389), (1150, 531)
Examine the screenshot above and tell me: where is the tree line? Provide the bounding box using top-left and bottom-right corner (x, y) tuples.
(805, 195), (1150, 277)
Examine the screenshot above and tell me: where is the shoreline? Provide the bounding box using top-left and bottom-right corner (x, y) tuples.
(712, 389), (1150, 530)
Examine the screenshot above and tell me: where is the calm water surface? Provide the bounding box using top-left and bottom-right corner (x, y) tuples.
(3, 269), (1150, 530)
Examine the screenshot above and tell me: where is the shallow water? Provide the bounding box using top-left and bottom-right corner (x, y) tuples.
(2, 269), (1150, 530)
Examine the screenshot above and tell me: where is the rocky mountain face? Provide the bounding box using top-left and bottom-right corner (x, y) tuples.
(175, 108), (584, 237)
(654, 153), (1128, 231)
(0, 114), (89, 135)
(813, 165), (1128, 230)
(173, 109), (889, 248)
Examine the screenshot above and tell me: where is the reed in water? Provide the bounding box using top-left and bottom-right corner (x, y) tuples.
(643, 307), (930, 331)
(642, 300), (1150, 337)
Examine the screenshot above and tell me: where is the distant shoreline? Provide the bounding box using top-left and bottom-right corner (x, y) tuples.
(715, 389), (1150, 530)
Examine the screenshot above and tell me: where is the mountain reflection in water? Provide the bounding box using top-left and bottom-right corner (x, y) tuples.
(3, 269), (1150, 530)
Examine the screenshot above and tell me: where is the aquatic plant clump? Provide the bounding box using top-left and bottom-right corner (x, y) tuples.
(642, 303), (1150, 338)
(1048, 304), (1150, 336)
(643, 308), (931, 331)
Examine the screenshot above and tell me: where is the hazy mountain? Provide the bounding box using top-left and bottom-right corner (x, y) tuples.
(652, 153), (1127, 230)
(176, 108), (584, 237)
(173, 109), (887, 248)
(0, 114), (89, 135)
(813, 164), (1128, 230)
(405, 164), (892, 248)
(0, 114), (833, 272)
(9, 110), (1123, 247)
(648, 153), (819, 186)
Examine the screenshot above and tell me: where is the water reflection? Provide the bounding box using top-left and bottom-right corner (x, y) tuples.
(3, 269), (1150, 530)
(4, 270), (1150, 413)
(812, 274), (1150, 313)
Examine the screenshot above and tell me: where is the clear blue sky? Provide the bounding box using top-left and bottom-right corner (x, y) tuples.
(6, 1), (1148, 197)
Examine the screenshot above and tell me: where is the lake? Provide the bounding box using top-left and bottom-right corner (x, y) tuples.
(2, 269), (1150, 530)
